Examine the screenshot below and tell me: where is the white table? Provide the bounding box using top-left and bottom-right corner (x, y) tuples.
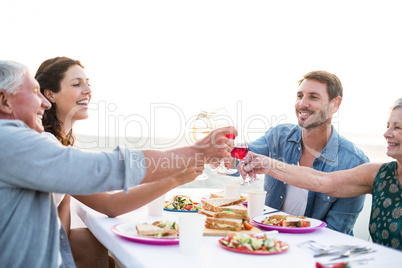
(75, 188), (402, 268)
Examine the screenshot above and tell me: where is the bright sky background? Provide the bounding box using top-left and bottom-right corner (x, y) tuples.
(1, 0), (401, 153)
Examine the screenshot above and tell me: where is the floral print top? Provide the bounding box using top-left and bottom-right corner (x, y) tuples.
(370, 161), (401, 250)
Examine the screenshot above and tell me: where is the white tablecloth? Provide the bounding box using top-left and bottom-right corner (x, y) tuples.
(75, 188), (402, 268)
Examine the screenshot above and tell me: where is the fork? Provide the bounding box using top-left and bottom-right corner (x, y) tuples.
(297, 240), (361, 257)
(297, 240), (327, 252)
(329, 247), (375, 261)
(313, 246), (368, 258)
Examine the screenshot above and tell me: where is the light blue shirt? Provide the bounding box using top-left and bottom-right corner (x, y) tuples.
(0, 120), (146, 267)
(249, 123), (369, 235)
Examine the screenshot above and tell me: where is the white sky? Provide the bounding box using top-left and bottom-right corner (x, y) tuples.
(1, 0), (401, 149)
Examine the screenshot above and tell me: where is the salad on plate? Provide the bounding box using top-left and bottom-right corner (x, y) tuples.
(164, 195), (201, 211)
(219, 233), (289, 254)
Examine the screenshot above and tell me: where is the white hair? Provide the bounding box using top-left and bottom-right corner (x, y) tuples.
(0, 60), (29, 94)
(390, 97), (402, 111)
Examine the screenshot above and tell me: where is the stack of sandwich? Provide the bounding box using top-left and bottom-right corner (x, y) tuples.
(198, 197), (251, 232)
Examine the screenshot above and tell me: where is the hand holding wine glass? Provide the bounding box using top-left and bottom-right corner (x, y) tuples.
(209, 109), (238, 175)
(192, 110), (214, 180)
(238, 151), (270, 179)
(231, 137), (259, 186)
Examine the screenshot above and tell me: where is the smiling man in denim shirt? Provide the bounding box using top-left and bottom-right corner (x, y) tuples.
(248, 71), (369, 235)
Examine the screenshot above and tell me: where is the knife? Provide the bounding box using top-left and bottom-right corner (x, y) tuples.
(263, 209), (280, 215)
(323, 257), (375, 267)
(313, 246), (366, 258)
(329, 248), (375, 261)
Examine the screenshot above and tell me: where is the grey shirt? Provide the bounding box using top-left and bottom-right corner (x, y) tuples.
(0, 120), (146, 267)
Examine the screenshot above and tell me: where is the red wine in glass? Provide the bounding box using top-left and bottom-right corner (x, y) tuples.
(231, 146), (248, 160)
(231, 142), (258, 186)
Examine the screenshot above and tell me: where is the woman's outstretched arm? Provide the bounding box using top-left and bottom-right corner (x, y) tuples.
(240, 152), (382, 198)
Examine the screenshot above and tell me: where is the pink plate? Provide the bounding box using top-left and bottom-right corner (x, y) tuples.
(218, 238), (289, 255)
(112, 222), (179, 245)
(252, 214), (327, 233)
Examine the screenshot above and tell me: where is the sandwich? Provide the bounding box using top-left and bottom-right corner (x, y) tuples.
(209, 191), (224, 199)
(282, 217), (311, 228)
(136, 220), (179, 237)
(136, 224), (178, 237)
(262, 215), (311, 228)
(213, 205), (249, 221)
(205, 217), (243, 232)
(199, 205), (249, 221)
(209, 191), (247, 202)
(201, 197), (244, 212)
(199, 197), (253, 231)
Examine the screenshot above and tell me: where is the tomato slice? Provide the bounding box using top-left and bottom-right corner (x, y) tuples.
(243, 222), (253, 230)
(315, 262), (325, 268)
(297, 220), (308, 227)
(237, 245), (252, 252)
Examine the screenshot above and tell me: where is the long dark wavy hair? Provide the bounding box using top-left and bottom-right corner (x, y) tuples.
(35, 57), (84, 146)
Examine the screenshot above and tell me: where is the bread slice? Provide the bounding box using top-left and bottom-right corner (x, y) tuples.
(267, 215), (310, 227)
(205, 217), (243, 232)
(209, 191), (224, 199)
(268, 215), (307, 220)
(213, 205), (249, 220)
(201, 198), (244, 212)
(268, 215), (289, 220)
(215, 205), (247, 213)
(283, 217), (311, 227)
(136, 224), (178, 237)
(198, 209), (216, 218)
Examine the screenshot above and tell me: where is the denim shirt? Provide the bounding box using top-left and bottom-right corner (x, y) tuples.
(249, 124), (369, 235)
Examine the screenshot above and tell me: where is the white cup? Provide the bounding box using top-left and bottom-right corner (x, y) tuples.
(247, 190), (267, 219)
(179, 214), (206, 255)
(147, 194), (166, 216)
(224, 184), (241, 198)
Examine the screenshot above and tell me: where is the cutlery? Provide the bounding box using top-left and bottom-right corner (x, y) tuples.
(263, 209), (279, 215)
(322, 257), (375, 267)
(313, 246), (367, 258)
(329, 247), (375, 261)
(298, 240), (357, 256)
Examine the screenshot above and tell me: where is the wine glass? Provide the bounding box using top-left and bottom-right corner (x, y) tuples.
(210, 109), (237, 175)
(192, 110), (214, 180)
(231, 138), (259, 186)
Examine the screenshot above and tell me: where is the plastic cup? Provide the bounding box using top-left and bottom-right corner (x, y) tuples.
(224, 184), (241, 198)
(179, 214), (207, 255)
(147, 194), (166, 216)
(247, 190), (267, 219)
